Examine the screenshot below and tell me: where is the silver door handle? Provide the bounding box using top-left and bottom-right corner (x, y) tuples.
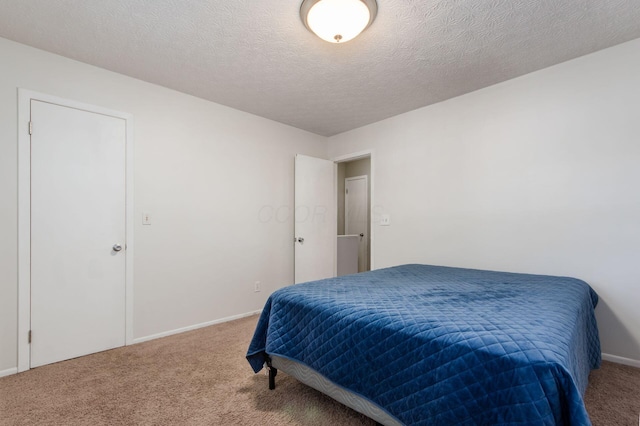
(297, 237), (304, 243)
(113, 244), (122, 252)
(359, 233), (364, 237)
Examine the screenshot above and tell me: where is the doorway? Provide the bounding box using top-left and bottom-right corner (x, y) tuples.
(18, 90), (134, 371)
(293, 151), (373, 282)
(337, 156), (371, 274)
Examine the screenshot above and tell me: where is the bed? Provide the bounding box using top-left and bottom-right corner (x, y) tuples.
(247, 264), (601, 425)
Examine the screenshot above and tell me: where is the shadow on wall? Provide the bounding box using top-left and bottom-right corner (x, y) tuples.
(595, 299), (640, 362)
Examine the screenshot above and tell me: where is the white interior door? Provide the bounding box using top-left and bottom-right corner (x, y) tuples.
(30, 100), (127, 367)
(345, 176), (368, 272)
(294, 154), (336, 284)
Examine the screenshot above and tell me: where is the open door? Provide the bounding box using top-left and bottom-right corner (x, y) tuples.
(294, 154), (337, 284)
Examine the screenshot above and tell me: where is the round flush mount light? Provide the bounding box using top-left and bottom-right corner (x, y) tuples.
(300, 0), (378, 43)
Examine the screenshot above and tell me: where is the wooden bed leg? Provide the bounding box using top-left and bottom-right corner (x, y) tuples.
(266, 358), (277, 390)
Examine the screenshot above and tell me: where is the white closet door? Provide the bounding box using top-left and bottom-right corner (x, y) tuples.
(30, 100), (126, 367)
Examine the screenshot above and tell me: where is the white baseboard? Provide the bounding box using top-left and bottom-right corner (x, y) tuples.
(132, 310), (262, 345)
(602, 353), (640, 368)
(0, 367), (18, 378)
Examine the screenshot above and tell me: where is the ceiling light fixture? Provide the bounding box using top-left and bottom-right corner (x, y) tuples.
(300, 0), (378, 44)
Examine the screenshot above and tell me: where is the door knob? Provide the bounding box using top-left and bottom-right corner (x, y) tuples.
(112, 244), (123, 252)
(359, 233), (364, 237)
(297, 237), (305, 243)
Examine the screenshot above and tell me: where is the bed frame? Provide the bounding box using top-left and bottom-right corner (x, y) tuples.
(267, 355), (403, 426)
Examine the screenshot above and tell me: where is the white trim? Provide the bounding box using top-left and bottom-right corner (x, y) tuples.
(602, 352), (640, 368)
(17, 90), (31, 373)
(332, 150), (372, 163)
(132, 310), (262, 344)
(0, 367), (18, 378)
(124, 104), (135, 347)
(332, 149), (375, 270)
(17, 89), (134, 372)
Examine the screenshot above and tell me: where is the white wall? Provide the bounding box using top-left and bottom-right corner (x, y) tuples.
(328, 39), (640, 363)
(0, 37), (326, 373)
(2, 35), (638, 373)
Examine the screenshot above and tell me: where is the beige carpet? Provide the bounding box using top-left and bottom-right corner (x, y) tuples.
(0, 315), (638, 425)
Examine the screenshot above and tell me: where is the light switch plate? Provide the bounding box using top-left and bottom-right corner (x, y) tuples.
(142, 212), (151, 225)
(380, 214), (391, 226)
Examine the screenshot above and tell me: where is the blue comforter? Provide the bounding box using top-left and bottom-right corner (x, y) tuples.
(247, 264), (601, 425)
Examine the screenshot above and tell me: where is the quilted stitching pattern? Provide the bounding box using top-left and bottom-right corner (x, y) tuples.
(247, 264), (601, 425)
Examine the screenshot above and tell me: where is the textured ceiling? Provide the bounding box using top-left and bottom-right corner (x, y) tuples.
(0, 0), (639, 136)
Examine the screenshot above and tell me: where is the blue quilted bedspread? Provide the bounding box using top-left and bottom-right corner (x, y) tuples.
(247, 264), (601, 425)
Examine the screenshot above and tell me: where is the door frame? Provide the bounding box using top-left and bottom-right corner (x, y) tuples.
(17, 89), (134, 372)
(332, 149), (374, 271)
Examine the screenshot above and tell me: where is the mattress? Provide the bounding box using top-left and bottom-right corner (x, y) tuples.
(247, 264), (601, 425)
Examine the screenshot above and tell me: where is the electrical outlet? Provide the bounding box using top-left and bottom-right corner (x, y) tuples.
(254, 281), (261, 292)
